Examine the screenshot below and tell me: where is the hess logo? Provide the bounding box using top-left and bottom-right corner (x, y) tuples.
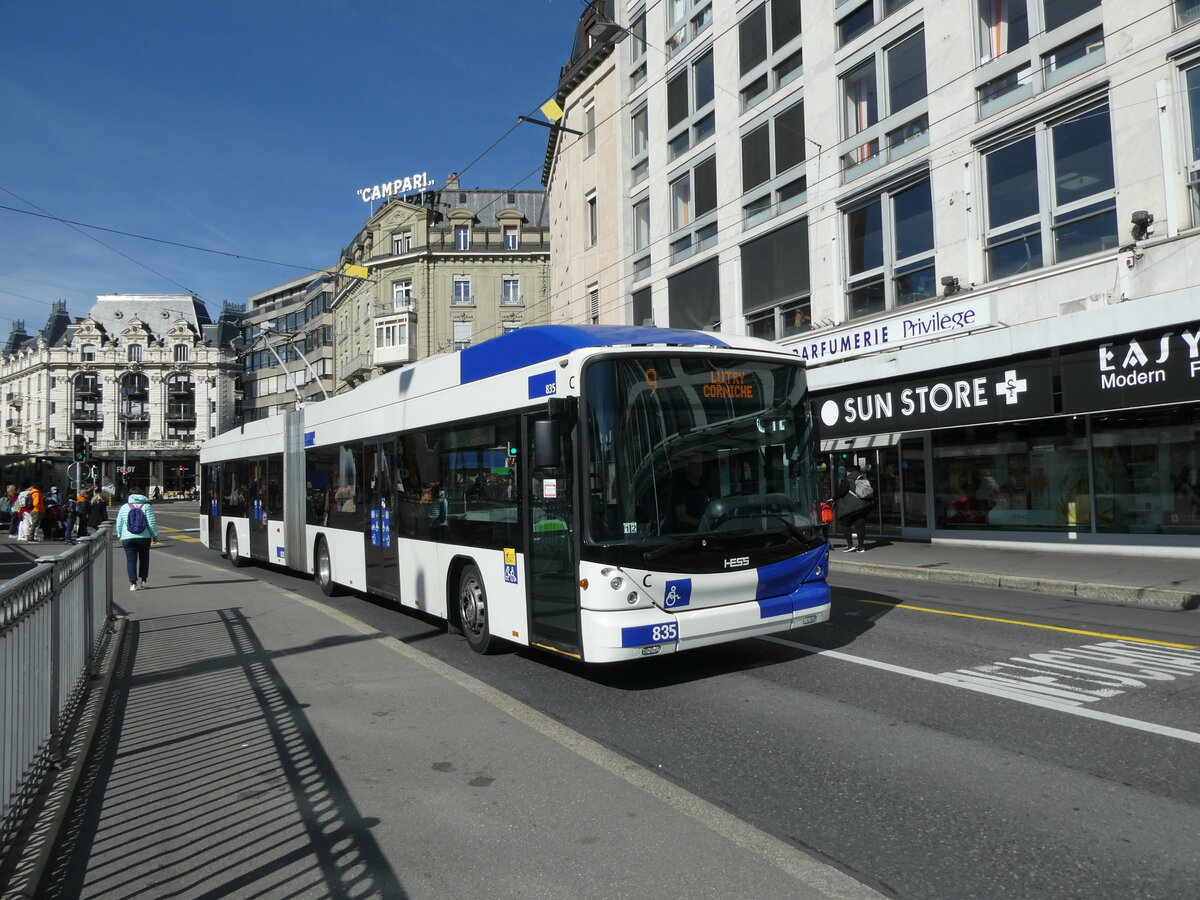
(724, 556), (750, 568)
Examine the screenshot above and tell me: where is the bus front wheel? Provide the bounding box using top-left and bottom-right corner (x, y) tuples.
(458, 564), (496, 654)
(314, 538), (338, 597)
(227, 525), (247, 568)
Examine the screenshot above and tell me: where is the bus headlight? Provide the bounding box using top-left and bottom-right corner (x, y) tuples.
(627, 591), (639, 605)
(610, 575), (625, 591)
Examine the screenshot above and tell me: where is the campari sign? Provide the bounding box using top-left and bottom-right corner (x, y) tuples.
(813, 356), (1055, 438)
(1061, 324), (1200, 414)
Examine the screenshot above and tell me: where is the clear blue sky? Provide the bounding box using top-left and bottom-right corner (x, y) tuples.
(0, 0), (586, 334)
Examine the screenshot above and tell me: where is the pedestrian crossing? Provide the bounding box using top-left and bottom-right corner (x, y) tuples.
(156, 526), (201, 544)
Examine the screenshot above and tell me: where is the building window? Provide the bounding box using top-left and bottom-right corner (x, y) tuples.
(667, 257), (719, 330)
(393, 279), (413, 311)
(173, 344), (189, 362)
(375, 318), (408, 349)
(632, 195), (651, 278)
(976, 0), (1104, 116)
(666, 0), (712, 58)
(1181, 0), (1200, 26)
(584, 103), (596, 157)
(742, 217), (811, 340)
(454, 224), (470, 250)
(741, 98), (807, 226)
(453, 276), (472, 304)
(631, 105), (649, 185)
(837, 0), (915, 48)
(632, 287), (653, 326)
(503, 226), (519, 250)
(1184, 61), (1200, 224)
(587, 194), (598, 247)
(669, 155), (718, 262)
(502, 276), (522, 305)
(629, 9), (648, 90)
(666, 48), (715, 161)
(840, 27), (928, 178)
(393, 231), (412, 254)
(502, 320), (521, 334)
(588, 284), (600, 324)
(453, 321), (473, 350)
(81, 344), (96, 362)
(982, 102), (1117, 280)
(738, 0), (804, 111)
(844, 176), (935, 319)
(127, 343), (142, 363)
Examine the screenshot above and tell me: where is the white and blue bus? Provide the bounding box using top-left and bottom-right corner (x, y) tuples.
(199, 325), (830, 663)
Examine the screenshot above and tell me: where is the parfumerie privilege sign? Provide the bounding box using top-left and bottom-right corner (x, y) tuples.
(1060, 324), (1200, 413)
(814, 356), (1055, 438)
(784, 296), (994, 366)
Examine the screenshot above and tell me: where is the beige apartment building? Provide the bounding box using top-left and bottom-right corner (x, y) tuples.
(332, 178), (551, 390)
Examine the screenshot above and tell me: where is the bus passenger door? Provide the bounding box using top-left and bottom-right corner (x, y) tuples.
(204, 463), (222, 549)
(524, 414), (580, 654)
(364, 440), (399, 600)
(248, 457), (269, 560)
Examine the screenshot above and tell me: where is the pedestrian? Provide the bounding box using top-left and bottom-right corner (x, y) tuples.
(831, 465), (875, 552)
(64, 488), (91, 544)
(5, 484), (18, 536)
(26, 482), (44, 542)
(88, 491), (110, 535)
(48, 485), (61, 507)
(115, 491), (158, 591)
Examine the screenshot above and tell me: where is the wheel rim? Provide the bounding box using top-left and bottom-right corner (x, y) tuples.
(317, 544), (331, 586)
(459, 573), (486, 639)
(228, 529), (238, 560)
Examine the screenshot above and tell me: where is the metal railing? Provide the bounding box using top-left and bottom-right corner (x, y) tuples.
(0, 527), (113, 861)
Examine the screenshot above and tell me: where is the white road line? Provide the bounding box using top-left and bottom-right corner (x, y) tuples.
(762, 635), (1200, 746)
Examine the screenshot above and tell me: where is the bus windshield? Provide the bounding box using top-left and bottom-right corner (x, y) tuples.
(583, 354), (822, 554)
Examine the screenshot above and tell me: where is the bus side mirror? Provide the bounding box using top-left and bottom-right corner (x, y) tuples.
(534, 419), (560, 468)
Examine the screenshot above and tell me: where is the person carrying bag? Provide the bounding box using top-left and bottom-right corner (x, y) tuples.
(115, 492), (159, 591)
(831, 465), (875, 552)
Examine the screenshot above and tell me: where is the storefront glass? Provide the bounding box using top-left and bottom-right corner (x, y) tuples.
(932, 418), (1091, 530)
(1092, 405), (1200, 535)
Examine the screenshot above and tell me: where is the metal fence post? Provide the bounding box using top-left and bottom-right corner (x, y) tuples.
(35, 557), (66, 767)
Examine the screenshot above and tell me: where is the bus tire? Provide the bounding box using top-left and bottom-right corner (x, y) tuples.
(314, 537), (338, 597)
(227, 525), (248, 568)
(458, 564), (497, 654)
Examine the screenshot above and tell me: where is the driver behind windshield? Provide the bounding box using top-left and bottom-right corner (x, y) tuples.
(670, 456), (712, 531)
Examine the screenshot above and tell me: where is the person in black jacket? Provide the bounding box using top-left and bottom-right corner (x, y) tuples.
(832, 465), (875, 552)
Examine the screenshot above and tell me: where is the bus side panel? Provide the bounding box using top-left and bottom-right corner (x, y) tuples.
(266, 518), (287, 566)
(397, 537), (445, 618)
(306, 526), (366, 591)
(468, 547), (530, 648)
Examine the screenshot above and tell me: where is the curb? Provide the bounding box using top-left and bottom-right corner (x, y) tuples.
(829, 559), (1200, 611)
(0, 616), (128, 900)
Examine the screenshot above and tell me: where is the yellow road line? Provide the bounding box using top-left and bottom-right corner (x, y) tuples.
(852, 597), (1197, 649)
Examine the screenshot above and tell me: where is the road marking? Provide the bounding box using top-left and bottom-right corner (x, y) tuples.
(762, 635), (1200, 746)
(851, 597), (1196, 649)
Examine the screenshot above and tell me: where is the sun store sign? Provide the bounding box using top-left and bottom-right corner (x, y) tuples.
(356, 172), (435, 204)
(783, 296), (994, 366)
(813, 356), (1055, 439)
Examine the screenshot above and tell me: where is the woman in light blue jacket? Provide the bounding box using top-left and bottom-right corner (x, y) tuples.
(115, 493), (158, 591)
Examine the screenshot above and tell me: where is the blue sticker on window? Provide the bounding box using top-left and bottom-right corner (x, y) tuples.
(504, 564), (519, 584)
(663, 579), (691, 608)
(621, 622), (679, 647)
(304, 431), (315, 447)
(276, 546), (286, 560)
(528, 371), (557, 399)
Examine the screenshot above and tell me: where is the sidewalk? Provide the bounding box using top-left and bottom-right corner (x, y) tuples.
(827, 539), (1200, 610)
(9, 544), (880, 900)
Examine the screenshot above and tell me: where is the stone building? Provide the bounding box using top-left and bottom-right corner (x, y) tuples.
(0, 295), (242, 496)
(332, 176), (551, 390)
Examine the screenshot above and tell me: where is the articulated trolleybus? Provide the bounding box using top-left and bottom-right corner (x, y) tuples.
(199, 325), (830, 663)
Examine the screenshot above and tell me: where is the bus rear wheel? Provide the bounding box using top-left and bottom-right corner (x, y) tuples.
(227, 525), (247, 568)
(314, 537), (338, 597)
(458, 564), (496, 654)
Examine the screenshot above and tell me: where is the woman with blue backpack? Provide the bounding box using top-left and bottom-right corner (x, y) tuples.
(115, 492), (158, 591)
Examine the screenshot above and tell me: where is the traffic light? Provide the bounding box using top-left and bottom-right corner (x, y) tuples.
(177, 466), (187, 474)
(74, 434), (86, 462)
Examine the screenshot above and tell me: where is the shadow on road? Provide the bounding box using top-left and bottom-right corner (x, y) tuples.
(43, 608), (407, 899)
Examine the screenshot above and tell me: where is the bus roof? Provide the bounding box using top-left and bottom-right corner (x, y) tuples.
(459, 324), (734, 383)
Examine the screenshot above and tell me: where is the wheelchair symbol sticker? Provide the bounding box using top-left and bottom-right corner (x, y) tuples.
(663, 579), (691, 608)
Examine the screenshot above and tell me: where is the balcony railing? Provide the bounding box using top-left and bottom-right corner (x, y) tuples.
(72, 409), (103, 424)
(5, 392), (21, 407)
(166, 406), (196, 422)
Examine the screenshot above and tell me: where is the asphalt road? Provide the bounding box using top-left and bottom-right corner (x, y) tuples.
(158, 508), (1200, 899)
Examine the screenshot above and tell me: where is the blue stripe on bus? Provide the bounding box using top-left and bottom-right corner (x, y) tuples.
(460, 325), (730, 384)
(621, 621), (679, 647)
(756, 545), (823, 600)
(757, 582), (830, 619)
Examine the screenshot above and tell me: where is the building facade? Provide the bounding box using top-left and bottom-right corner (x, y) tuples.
(546, 0), (1200, 553)
(544, 1), (628, 326)
(0, 295), (242, 496)
(240, 271), (336, 422)
(331, 178), (552, 390)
